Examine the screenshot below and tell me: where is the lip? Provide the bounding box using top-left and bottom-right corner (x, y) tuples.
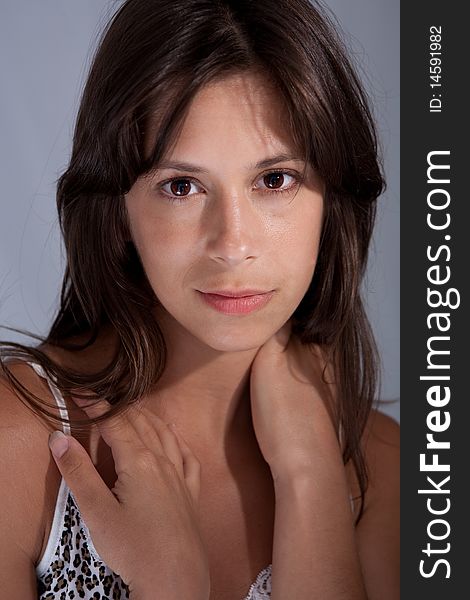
(196, 289), (275, 315)
(199, 288), (272, 297)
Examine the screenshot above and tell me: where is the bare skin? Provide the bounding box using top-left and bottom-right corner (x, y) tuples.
(123, 71), (324, 447)
(0, 326), (399, 600)
(0, 71), (399, 599)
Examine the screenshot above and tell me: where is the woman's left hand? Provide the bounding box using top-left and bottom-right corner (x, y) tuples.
(249, 319), (342, 482)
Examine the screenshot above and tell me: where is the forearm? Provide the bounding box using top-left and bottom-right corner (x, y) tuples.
(271, 459), (367, 600)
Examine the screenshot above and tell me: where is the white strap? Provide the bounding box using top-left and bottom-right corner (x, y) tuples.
(26, 361), (71, 436)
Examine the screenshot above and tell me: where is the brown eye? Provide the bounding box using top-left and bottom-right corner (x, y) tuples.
(169, 179), (192, 196)
(256, 171), (299, 195)
(263, 172), (285, 189)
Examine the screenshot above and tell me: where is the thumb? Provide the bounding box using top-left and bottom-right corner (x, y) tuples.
(48, 430), (117, 525)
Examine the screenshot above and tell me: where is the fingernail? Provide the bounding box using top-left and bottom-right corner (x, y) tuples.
(49, 430), (69, 459)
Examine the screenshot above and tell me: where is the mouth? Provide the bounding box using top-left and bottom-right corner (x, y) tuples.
(196, 289), (275, 315)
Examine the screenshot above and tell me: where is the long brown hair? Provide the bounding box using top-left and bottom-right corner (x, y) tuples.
(1, 0), (384, 523)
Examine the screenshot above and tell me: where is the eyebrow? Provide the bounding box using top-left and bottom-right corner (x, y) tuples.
(155, 153), (306, 173)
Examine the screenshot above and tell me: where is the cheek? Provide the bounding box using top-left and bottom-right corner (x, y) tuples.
(130, 216), (193, 292)
(275, 205), (323, 289)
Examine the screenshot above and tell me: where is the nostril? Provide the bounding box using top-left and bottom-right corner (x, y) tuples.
(211, 253), (256, 266)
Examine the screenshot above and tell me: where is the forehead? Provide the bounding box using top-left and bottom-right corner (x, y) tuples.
(146, 71), (299, 161)
(188, 71), (285, 125)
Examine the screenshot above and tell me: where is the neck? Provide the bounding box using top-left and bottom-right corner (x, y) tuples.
(146, 308), (262, 457)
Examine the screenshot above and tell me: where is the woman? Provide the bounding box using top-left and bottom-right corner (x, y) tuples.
(0, 0), (399, 598)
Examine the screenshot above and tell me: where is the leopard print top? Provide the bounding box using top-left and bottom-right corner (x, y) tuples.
(35, 481), (272, 600)
(24, 360), (273, 600)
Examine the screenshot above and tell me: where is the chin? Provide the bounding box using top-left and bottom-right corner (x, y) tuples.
(156, 298), (293, 353)
(200, 332), (267, 353)
(191, 323), (274, 353)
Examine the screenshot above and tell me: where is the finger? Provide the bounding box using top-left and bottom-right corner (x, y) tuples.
(48, 430), (118, 527)
(72, 395), (130, 442)
(169, 425), (201, 504)
(127, 408), (183, 479)
(72, 396), (146, 474)
(148, 415), (185, 480)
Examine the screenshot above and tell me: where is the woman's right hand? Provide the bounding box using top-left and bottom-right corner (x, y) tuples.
(48, 398), (210, 600)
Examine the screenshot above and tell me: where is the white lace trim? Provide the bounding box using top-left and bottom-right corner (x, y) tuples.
(244, 564), (272, 599)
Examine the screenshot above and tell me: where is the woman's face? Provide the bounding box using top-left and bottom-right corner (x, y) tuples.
(125, 71), (324, 352)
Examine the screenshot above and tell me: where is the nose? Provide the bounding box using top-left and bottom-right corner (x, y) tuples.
(205, 190), (260, 267)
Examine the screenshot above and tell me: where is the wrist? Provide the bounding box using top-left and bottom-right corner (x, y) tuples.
(270, 430), (344, 484)
(272, 461), (351, 507)
(272, 468), (318, 494)
(271, 454), (343, 487)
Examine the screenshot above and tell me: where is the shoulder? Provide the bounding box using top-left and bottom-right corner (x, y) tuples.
(348, 409), (400, 599)
(296, 340), (400, 489)
(37, 324), (119, 374)
(362, 408), (400, 470)
(0, 360), (62, 566)
(362, 409), (400, 497)
(346, 408), (400, 513)
(361, 410), (399, 528)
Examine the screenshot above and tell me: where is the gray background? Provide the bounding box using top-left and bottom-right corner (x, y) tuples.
(0, 0), (399, 422)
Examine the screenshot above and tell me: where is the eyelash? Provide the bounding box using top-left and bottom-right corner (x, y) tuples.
(156, 170), (302, 203)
